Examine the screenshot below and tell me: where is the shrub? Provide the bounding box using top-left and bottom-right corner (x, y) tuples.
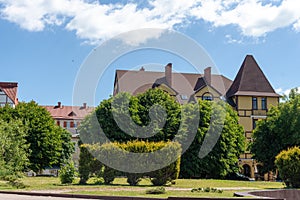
(103, 166), (116, 184)
(145, 187), (166, 194)
(126, 173), (142, 186)
(59, 161), (76, 184)
(191, 187), (223, 193)
(86, 140), (182, 186)
(275, 146), (300, 188)
(78, 142), (103, 184)
(149, 158), (181, 186)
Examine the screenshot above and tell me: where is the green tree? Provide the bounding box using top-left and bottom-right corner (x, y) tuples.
(0, 119), (29, 185)
(251, 89), (300, 173)
(79, 89), (244, 179)
(0, 101), (74, 172)
(79, 88), (181, 144)
(180, 100), (245, 178)
(275, 146), (300, 188)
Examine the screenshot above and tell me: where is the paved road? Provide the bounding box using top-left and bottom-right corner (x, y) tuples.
(0, 193), (94, 200)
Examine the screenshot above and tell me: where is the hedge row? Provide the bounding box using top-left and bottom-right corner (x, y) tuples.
(79, 140), (181, 186)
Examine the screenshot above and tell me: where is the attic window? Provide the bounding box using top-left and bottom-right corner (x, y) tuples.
(180, 95), (188, 100)
(202, 93), (213, 101)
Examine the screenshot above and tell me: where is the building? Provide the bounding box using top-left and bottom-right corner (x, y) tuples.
(113, 55), (280, 179)
(226, 55), (280, 180)
(43, 102), (94, 166)
(114, 64), (232, 104)
(0, 82), (18, 107)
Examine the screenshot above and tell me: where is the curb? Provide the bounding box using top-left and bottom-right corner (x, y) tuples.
(0, 191), (164, 200)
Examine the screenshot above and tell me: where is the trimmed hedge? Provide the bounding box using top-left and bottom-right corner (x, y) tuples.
(275, 146), (300, 188)
(84, 140), (181, 186)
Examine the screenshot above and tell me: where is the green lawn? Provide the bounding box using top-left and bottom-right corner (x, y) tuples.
(0, 177), (285, 198)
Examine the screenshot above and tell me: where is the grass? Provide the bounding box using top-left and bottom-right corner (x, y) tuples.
(0, 177), (285, 198)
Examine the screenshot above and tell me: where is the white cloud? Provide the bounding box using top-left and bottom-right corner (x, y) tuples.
(1, 0), (300, 45)
(276, 87), (300, 97)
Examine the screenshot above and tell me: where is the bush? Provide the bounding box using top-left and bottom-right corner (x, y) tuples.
(103, 166), (116, 184)
(191, 187), (223, 193)
(149, 158), (181, 186)
(59, 161), (76, 184)
(86, 140), (182, 186)
(275, 146), (300, 188)
(78, 142), (103, 184)
(126, 173), (142, 186)
(145, 187), (166, 194)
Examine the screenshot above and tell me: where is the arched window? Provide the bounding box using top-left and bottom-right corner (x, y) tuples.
(202, 92), (213, 101)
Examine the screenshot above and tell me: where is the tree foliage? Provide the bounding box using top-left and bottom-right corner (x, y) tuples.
(0, 101), (74, 172)
(0, 119), (29, 185)
(180, 100), (245, 178)
(82, 140), (181, 186)
(275, 146), (300, 188)
(251, 88), (300, 173)
(79, 89), (181, 144)
(79, 88), (244, 179)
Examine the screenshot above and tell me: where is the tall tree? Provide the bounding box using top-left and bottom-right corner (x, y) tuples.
(0, 101), (74, 172)
(0, 119), (29, 183)
(179, 100), (245, 178)
(251, 88), (300, 173)
(79, 88), (181, 144)
(79, 89), (245, 179)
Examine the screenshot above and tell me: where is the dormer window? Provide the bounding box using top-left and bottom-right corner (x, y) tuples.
(180, 95), (188, 100)
(202, 93), (213, 101)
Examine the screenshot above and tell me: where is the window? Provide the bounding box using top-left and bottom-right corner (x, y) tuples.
(180, 95), (188, 100)
(202, 93), (213, 101)
(261, 97), (267, 110)
(252, 97), (258, 110)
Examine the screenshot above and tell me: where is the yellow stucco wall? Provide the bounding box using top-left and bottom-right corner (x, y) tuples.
(237, 96), (252, 109)
(267, 97), (279, 108)
(239, 117), (252, 132)
(194, 86), (221, 102)
(238, 96), (279, 110)
(157, 84), (177, 96)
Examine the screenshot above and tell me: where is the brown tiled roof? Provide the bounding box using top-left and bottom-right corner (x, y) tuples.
(226, 55), (280, 98)
(42, 103), (94, 120)
(114, 69), (232, 102)
(0, 82), (18, 105)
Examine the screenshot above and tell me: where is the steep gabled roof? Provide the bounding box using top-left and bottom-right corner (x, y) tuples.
(226, 55), (280, 98)
(193, 77), (222, 96)
(0, 82), (18, 105)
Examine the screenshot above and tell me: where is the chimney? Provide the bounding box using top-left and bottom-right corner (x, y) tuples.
(83, 103), (87, 109)
(165, 63), (172, 86)
(140, 66), (145, 71)
(204, 67), (211, 85)
(57, 102), (62, 108)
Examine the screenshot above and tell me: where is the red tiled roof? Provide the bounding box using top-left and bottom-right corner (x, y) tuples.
(226, 55), (280, 98)
(42, 103), (94, 120)
(0, 82), (18, 105)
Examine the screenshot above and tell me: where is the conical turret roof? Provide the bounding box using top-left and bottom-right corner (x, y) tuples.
(226, 55), (280, 98)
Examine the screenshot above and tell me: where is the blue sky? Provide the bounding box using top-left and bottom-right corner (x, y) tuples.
(1, 0), (300, 106)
